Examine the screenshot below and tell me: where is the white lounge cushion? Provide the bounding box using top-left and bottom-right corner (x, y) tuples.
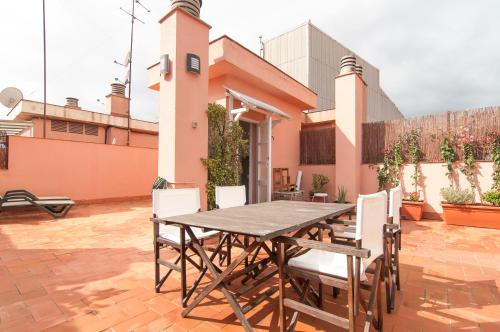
(159, 225), (219, 244)
(288, 249), (367, 281)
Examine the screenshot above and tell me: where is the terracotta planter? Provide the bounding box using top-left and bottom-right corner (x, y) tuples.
(441, 203), (500, 229)
(401, 200), (424, 221)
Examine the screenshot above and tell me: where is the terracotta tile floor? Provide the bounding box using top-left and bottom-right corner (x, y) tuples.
(0, 200), (499, 331)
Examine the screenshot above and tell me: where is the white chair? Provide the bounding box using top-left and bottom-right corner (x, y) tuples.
(215, 186), (247, 266)
(152, 188), (221, 307)
(215, 185), (246, 209)
(276, 190), (387, 332)
(386, 185), (403, 311)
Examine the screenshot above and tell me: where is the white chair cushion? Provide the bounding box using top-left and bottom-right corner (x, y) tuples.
(333, 231), (355, 239)
(314, 193), (328, 197)
(288, 249), (367, 281)
(159, 225), (219, 244)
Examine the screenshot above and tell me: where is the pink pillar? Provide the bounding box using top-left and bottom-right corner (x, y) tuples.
(335, 72), (367, 203)
(158, 8), (210, 209)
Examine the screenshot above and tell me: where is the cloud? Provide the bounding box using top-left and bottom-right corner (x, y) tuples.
(1, 0), (499, 120)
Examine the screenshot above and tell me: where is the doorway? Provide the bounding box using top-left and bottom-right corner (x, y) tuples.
(239, 116), (272, 204)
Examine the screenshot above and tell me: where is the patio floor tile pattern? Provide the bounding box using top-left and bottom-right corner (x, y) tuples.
(0, 200), (499, 331)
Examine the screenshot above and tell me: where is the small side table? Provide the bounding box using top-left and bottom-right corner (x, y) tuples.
(312, 193), (328, 203)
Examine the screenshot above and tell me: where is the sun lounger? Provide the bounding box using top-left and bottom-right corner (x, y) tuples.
(0, 190), (74, 218)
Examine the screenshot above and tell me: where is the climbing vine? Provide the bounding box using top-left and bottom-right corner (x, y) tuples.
(440, 137), (457, 188)
(406, 130), (422, 200)
(491, 137), (500, 190)
(201, 103), (248, 210)
(455, 127), (476, 198)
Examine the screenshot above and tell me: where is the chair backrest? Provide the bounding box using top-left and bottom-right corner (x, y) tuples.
(389, 186), (402, 226)
(355, 190), (387, 269)
(295, 171), (303, 191)
(215, 186), (246, 209)
(152, 188), (200, 218)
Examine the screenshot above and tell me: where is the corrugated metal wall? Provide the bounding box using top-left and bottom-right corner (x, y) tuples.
(264, 22), (404, 122)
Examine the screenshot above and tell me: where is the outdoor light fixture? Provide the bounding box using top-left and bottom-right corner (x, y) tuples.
(160, 54), (170, 75)
(186, 53), (201, 74)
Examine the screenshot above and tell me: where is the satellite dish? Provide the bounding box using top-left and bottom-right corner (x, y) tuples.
(0, 87), (23, 108)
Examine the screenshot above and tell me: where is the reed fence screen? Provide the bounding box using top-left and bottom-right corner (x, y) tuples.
(362, 107), (500, 164)
(300, 127), (335, 165)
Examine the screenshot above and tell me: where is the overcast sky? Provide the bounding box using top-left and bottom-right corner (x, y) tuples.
(1, 0), (499, 121)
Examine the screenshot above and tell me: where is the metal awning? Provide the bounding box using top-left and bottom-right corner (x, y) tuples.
(226, 88), (291, 120)
(0, 120), (32, 136)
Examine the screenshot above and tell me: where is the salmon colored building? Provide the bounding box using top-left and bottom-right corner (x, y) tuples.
(5, 84), (158, 148)
(147, 24), (317, 205)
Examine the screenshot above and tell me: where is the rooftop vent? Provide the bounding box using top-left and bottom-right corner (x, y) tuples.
(339, 55), (357, 75)
(171, 0), (202, 17)
(111, 83), (126, 96)
(65, 97), (79, 108)
(355, 65), (363, 78)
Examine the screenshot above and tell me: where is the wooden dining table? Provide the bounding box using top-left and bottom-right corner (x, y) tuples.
(152, 200), (355, 331)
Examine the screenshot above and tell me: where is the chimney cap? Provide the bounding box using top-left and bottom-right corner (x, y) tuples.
(339, 55), (357, 75)
(171, 0), (202, 17)
(65, 97), (79, 106)
(110, 83), (126, 96)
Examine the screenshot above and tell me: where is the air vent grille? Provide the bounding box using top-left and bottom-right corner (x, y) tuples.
(51, 120), (68, 132)
(84, 124), (98, 136)
(68, 122), (84, 134)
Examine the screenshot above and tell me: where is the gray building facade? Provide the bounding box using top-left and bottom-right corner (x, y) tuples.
(264, 21), (403, 122)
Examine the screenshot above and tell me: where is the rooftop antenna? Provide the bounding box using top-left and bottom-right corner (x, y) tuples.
(116, 0), (150, 146)
(259, 35), (265, 58)
(0, 87), (24, 110)
(42, 0), (47, 138)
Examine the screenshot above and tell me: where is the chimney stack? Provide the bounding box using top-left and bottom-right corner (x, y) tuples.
(65, 97), (80, 109)
(106, 83), (129, 117)
(339, 55), (357, 75)
(171, 0), (202, 17)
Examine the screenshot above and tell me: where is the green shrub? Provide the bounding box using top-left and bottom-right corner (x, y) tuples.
(482, 190), (500, 207)
(440, 187), (474, 205)
(201, 103), (248, 210)
(310, 174), (329, 196)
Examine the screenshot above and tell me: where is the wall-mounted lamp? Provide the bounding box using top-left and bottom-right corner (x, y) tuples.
(160, 54), (170, 75)
(186, 53), (201, 74)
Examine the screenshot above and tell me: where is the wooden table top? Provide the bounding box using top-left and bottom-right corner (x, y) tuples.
(154, 201), (355, 242)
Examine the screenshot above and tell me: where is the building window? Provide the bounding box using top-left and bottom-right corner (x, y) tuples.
(51, 120), (68, 132)
(68, 122), (84, 134)
(84, 124), (98, 136)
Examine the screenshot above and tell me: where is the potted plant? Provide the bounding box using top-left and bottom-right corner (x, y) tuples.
(309, 173), (329, 201)
(440, 131), (500, 229)
(401, 130), (424, 221)
(335, 185), (348, 203)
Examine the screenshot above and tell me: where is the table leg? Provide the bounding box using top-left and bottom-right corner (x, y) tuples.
(183, 226), (259, 332)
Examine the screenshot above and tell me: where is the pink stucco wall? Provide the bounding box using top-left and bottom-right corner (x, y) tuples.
(361, 162), (494, 217)
(0, 136), (158, 202)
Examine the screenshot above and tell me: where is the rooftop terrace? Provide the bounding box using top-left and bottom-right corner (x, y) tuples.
(0, 200), (498, 331)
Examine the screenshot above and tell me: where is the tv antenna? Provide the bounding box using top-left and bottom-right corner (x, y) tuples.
(115, 0), (150, 146)
(0, 87), (24, 109)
